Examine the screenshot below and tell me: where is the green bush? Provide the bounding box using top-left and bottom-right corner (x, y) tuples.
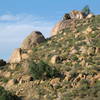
(0, 77), (8, 83)
(0, 86), (20, 100)
(82, 5), (91, 16)
(29, 60), (60, 80)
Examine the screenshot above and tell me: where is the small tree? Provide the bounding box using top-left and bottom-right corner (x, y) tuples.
(29, 60), (60, 80)
(82, 5), (91, 16)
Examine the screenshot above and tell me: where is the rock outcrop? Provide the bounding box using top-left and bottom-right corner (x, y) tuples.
(9, 31), (45, 63)
(8, 48), (22, 63)
(21, 31), (45, 49)
(52, 19), (73, 36)
(70, 10), (84, 19)
(8, 48), (30, 63)
(2, 10), (100, 100)
(52, 10), (95, 36)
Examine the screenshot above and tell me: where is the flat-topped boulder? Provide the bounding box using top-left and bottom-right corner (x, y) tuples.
(21, 31), (46, 49)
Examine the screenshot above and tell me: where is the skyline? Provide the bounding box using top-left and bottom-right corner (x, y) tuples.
(0, 0), (100, 60)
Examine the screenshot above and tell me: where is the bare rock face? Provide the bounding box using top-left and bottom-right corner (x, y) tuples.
(52, 10), (94, 36)
(8, 48), (30, 64)
(52, 20), (73, 36)
(21, 31), (45, 49)
(0, 59), (6, 66)
(8, 48), (22, 63)
(86, 13), (95, 19)
(70, 10), (84, 19)
(52, 10), (84, 36)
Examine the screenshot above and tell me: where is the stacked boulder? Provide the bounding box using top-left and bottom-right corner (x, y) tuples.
(52, 10), (94, 36)
(8, 31), (45, 64)
(70, 10), (84, 19)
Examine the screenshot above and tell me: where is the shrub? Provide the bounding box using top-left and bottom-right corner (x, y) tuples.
(0, 86), (20, 100)
(80, 79), (89, 90)
(82, 5), (91, 16)
(0, 77), (8, 83)
(29, 60), (60, 80)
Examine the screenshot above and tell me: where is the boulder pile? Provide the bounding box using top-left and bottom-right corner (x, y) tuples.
(52, 10), (94, 36)
(8, 31), (45, 64)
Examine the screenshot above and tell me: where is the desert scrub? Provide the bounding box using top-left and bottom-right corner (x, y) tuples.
(77, 24), (88, 32)
(29, 60), (60, 80)
(0, 86), (20, 100)
(0, 76), (8, 83)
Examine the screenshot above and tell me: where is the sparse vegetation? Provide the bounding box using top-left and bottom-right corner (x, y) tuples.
(0, 76), (8, 83)
(1, 12), (100, 100)
(0, 86), (20, 100)
(29, 60), (60, 80)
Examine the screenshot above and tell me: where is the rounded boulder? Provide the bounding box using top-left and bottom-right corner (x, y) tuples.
(21, 31), (45, 49)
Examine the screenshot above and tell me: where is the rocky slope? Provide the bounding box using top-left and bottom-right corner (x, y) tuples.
(0, 12), (100, 100)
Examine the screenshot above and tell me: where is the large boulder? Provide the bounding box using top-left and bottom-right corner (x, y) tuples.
(52, 19), (74, 36)
(8, 48), (30, 63)
(0, 59), (6, 66)
(8, 48), (22, 63)
(70, 10), (84, 19)
(21, 31), (45, 49)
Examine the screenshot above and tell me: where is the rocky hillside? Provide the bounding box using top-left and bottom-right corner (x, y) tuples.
(0, 11), (100, 100)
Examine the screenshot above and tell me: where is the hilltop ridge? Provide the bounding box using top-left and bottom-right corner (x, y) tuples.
(0, 11), (100, 100)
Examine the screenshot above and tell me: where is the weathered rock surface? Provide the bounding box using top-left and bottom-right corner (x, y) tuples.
(8, 48), (22, 63)
(52, 10), (89, 36)
(8, 48), (30, 63)
(1, 11), (100, 100)
(52, 20), (73, 36)
(9, 63), (18, 70)
(86, 13), (95, 19)
(3, 71), (11, 78)
(70, 10), (84, 19)
(21, 31), (46, 49)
